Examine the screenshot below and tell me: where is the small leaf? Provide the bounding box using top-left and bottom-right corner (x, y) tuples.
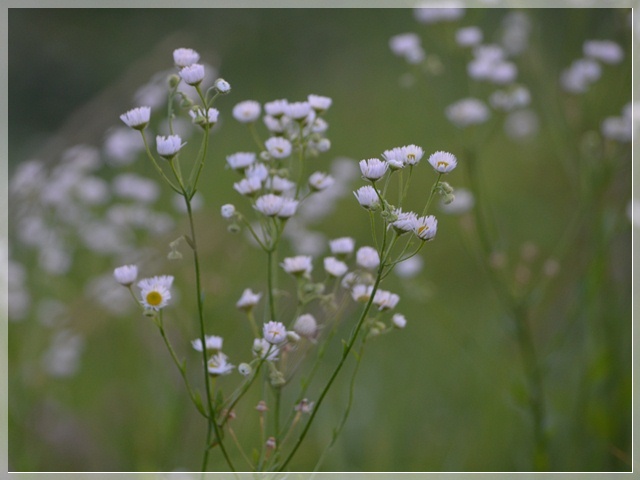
(193, 391), (206, 416)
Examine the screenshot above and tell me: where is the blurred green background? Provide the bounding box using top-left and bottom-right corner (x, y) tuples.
(8, 8), (632, 472)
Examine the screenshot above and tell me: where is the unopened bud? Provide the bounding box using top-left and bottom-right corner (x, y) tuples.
(266, 437), (276, 450)
(256, 400), (268, 412)
(443, 193), (455, 205)
(238, 363), (252, 376)
(168, 74), (181, 88)
(228, 223), (241, 234)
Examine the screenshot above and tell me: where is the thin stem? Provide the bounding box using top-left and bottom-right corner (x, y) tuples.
(140, 131), (182, 194)
(267, 249), (278, 321)
(422, 172), (443, 216)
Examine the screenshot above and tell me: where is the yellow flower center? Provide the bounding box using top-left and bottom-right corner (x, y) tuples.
(437, 161), (449, 168)
(418, 225), (429, 234)
(146, 291), (163, 306)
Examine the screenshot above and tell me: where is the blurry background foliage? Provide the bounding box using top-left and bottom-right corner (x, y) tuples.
(8, 8), (632, 472)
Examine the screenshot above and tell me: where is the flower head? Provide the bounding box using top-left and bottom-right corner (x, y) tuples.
(281, 255), (313, 276)
(382, 147), (406, 170)
(402, 145), (424, 165)
(221, 204), (236, 219)
(285, 101), (312, 120)
(583, 39), (623, 64)
(137, 275), (174, 310)
(113, 264), (138, 286)
(192, 335), (223, 352)
(234, 177), (263, 197)
(293, 314), (318, 338)
(189, 107), (219, 127)
(245, 163), (269, 183)
(236, 288), (262, 310)
(308, 172), (335, 191)
(214, 78), (231, 94)
(414, 215), (438, 241)
(264, 99), (289, 117)
(276, 197), (299, 219)
(373, 289), (400, 311)
(351, 284), (373, 302)
(226, 152), (256, 171)
(179, 63), (205, 86)
(255, 194), (285, 216)
(265, 137), (292, 159)
(445, 98), (490, 128)
(456, 26), (483, 47)
(359, 158), (388, 181)
(233, 100), (262, 123)
(391, 210), (418, 234)
(428, 151), (458, 173)
(329, 237), (355, 256)
(353, 185), (380, 210)
(263, 321), (287, 344)
(294, 398), (315, 413)
(207, 352), (235, 376)
(308, 94), (332, 112)
(156, 135), (185, 159)
(253, 338), (279, 361)
(324, 257), (348, 277)
(356, 246), (380, 270)
(392, 313), (407, 329)
(173, 48), (200, 67)
(120, 107), (151, 130)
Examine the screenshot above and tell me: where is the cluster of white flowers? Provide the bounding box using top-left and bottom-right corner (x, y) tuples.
(601, 102), (632, 143)
(413, 5), (465, 24)
(389, 33), (425, 64)
(467, 44), (517, 85)
(561, 39), (624, 94)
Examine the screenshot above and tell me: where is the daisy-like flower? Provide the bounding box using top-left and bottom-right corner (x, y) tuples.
(113, 264), (138, 286)
(445, 98), (490, 128)
(373, 289), (400, 311)
(226, 152), (256, 171)
(233, 100), (261, 123)
(382, 147), (405, 170)
(264, 99), (289, 117)
(308, 94), (332, 112)
(359, 158), (388, 182)
(324, 257), (348, 277)
(236, 288), (262, 310)
(253, 338), (279, 361)
(276, 197), (299, 219)
(311, 117), (329, 133)
(402, 144), (424, 165)
(189, 107), (219, 127)
(207, 352), (235, 376)
(285, 101), (312, 120)
(351, 284), (373, 302)
(179, 64), (205, 86)
(245, 163), (269, 183)
(389, 33), (423, 62)
(308, 172), (335, 191)
(214, 78), (231, 94)
(173, 48), (200, 67)
(255, 194), (284, 216)
(137, 275), (174, 310)
(281, 255), (313, 276)
(263, 321), (288, 344)
(266, 176), (295, 194)
(233, 176), (262, 197)
(329, 237), (355, 256)
(263, 115), (285, 133)
(156, 135), (185, 159)
(392, 313), (407, 329)
(391, 210), (418, 234)
(456, 26), (483, 47)
(414, 215), (438, 241)
(120, 107), (151, 130)
(191, 335), (223, 352)
(356, 246), (380, 270)
(221, 204), (236, 218)
(353, 185), (380, 210)
(583, 39), (624, 64)
(428, 151), (458, 173)
(265, 137), (292, 159)
(293, 314), (318, 338)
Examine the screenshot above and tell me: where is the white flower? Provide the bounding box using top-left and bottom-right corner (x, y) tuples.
(294, 398), (315, 413)
(207, 352), (235, 376)
(308, 94), (332, 112)
(221, 204), (236, 218)
(308, 172), (335, 191)
(156, 135), (185, 158)
(293, 314), (318, 338)
(266, 176), (295, 194)
(263, 115), (285, 133)
(351, 284), (373, 302)
(179, 63), (205, 86)
(373, 289), (400, 311)
(402, 144), (424, 165)
(414, 215), (438, 241)
(263, 321), (287, 344)
(392, 313), (407, 329)
(382, 147), (406, 169)
(445, 98), (490, 128)
(214, 78), (231, 93)
(192, 335), (223, 352)
(189, 107), (219, 127)
(560, 59), (601, 94)
(246, 163), (269, 183)
(253, 338), (279, 360)
(234, 176), (262, 196)
(120, 107), (150, 130)
(233, 100), (261, 123)
(440, 188), (475, 214)
(285, 101), (312, 120)
(356, 246), (380, 270)
(265, 99), (289, 117)
(389, 33), (425, 63)
(238, 363), (252, 376)
(277, 198), (299, 219)
(137, 275), (174, 310)
(265, 137), (292, 159)
(391, 210), (418, 234)
(359, 158), (388, 181)
(395, 255), (424, 278)
(311, 117), (329, 133)
(315, 138), (331, 153)
(113, 264), (138, 286)
(583, 39), (624, 64)
(456, 26), (483, 47)
(329, 237), (355, 256)
(281, 255), (313, 276)
(236, 288), (262, 310)
(414, 5), (465, 24)
(226, 152), (256, 171)
(324, 257), (348, 277)
(353, 185), (380, 209)
(255, 194), (285, 216)
(428, 151), (458, 173)
(173, 48), (200, 67)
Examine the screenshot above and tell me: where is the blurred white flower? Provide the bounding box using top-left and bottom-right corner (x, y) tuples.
(120, 106), (151, 130)
(356, 246), (380, 270)
(173, 48), (200, 67)
(233, 100), (261, 123)
(236, 288), (262, 310)
(179, 64), (205, 86)
(263, 321), (287, 344)
(192, 335), (223, 352)
(324, 256), (348, 277)
(207, 352), (235, 376)
(113, 264), (138, 286)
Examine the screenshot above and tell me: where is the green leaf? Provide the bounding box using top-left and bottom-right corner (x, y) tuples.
(193, 391), (206, 416)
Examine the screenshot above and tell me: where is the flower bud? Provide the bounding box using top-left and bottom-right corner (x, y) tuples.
(238, 363), (252, 376)
(227, 224), (241, 234)
(168, 74), (181, 88)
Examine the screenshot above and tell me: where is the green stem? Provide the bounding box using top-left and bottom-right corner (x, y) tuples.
(140, 132), (182, 194)
(267, 249), (278, 321)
